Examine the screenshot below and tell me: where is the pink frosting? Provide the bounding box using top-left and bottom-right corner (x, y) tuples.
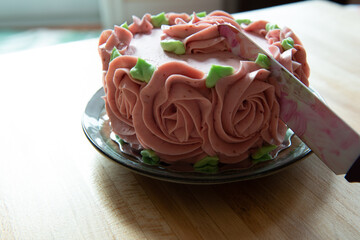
(104, 56), (146, 148)
(98, 11), (310, 165)
(244, 21), (310, 86)
(133, 62), (211, 163)
(166, 13), (191, 25)
(128, 15), (153, 34)
(98, 26), (133, 71)
(209, 61), (287, 163)
(161, 12), (241, 54)
(242, 20), (268, 36)
(104, 57), (286, 164)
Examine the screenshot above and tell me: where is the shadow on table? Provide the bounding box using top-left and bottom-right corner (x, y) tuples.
(92, 154), (334, 239)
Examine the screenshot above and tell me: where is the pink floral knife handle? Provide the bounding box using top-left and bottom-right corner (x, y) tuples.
(219, 24), (360, 182)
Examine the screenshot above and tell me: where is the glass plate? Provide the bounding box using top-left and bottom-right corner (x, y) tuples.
(82, 87), (311, 184)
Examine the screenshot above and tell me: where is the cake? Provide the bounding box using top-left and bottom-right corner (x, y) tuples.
(98, 11), (310, 172)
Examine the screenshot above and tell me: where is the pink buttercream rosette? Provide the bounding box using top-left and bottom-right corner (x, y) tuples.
(209, 61), (287, 164)
(104, 56), (146, 149)
(132, 62), (212, 163)
(103, 57), (287, 164)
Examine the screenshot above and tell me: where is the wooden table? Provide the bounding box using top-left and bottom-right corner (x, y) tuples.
(1, 1), (359, 239)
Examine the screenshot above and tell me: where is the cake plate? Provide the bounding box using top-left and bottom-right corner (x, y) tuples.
(82, 87), (311, 184)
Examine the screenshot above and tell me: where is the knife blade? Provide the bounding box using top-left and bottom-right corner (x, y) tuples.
(219, 24), (360, 182)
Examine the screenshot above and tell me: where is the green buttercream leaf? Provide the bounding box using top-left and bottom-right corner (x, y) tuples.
(195, 165), (219, 173)
(252, 153), (273, 164)
(130, 58), (156, 83)
(160, 40), (186, 55)
(115, 135), (126, 145)
(194, 156), (219, 168)
(120, 21), (129, 30)
(251, 144), (278, 160)
(140, 149), (160, 165)
(110, 47), (121, 62)
(190, 11), (207, 19)
(266, 23), (280, 31)
(235, 19), (252, 25)
(196, 11), (207, 17)
(206, 65), (234, 88)
(194, 156), (219, 173)
(281, 37), (295, 50)
(251, 128), (293, 164)
(151, 12), (169, 27)
(255, 53), (271, 69)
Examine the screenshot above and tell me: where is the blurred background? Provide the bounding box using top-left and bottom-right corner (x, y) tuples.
(0, 0), (358, 54)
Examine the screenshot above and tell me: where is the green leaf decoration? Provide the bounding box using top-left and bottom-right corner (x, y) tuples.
(190, 11), (207, 19)
(115, 135), (126, 145)
(110, 47), (121, 62)
(252, 153), (273, 164)
(151, 12), (169, 27)
(206, 65), (234, 88)
(195, 11), (207, 17)
(251, 144), (278, 160)
(160, 40), (186, 55)
(265, 23), (280, 31)
(140, 149), (160, 165)
(235, 19), (252, 25)
(281, 37), (295, 50)
(194, 156), (219, 173)
(130, 58), (156, 83)
(120, 21), (129, 30)
(251, 128), (293, 164)
(255, 53), (271, 69)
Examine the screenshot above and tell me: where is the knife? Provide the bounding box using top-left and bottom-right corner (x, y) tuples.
(219, 24), (360, 182)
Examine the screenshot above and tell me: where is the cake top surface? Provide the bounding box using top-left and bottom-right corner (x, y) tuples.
(126, 29), (244, 73)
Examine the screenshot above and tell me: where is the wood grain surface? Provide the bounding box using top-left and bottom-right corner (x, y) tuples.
(0, 1), (359, 239)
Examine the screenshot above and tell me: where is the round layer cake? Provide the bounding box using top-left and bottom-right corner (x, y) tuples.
(98, 11), (310, 172)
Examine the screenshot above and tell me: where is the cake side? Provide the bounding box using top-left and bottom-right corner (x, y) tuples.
(97, 11), (310, 170)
